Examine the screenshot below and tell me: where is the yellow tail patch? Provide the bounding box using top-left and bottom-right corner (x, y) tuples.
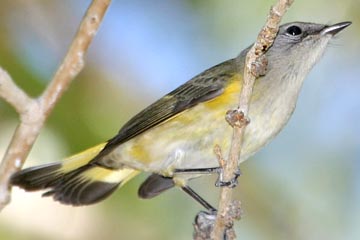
(82, 167), (140, 185)
(60, 143), (107, 172)
(11, 143), (140, 206)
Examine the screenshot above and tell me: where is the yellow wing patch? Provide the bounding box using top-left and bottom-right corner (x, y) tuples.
(203, 74), (242, 109)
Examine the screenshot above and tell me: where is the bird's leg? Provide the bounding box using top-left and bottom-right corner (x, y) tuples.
(214, 167), (241, 188)
(182, 184), (241, 240)
(213, 143), (242, 188)
(181, 185), (217, 213)
(174, 167), (222, 175)
(174, 167), (241, 188)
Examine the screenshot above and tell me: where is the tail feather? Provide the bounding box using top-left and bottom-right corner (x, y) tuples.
(10, 143), (139, 206)
(10, 163), (62, 191)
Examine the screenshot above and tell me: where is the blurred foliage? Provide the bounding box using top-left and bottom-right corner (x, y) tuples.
(0, 1), (359, 240)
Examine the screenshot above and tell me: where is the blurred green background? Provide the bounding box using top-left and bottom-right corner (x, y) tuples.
(0, 0), (359, 239)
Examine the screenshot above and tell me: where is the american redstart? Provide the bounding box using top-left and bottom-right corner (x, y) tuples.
(11, 21), (351, 210)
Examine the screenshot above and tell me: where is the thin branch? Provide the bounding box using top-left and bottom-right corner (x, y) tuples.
(212, 0), (294, 239)
(40, 0), (111, 116)
(0, 0), (111, 211)
(0, 68), (31, 115)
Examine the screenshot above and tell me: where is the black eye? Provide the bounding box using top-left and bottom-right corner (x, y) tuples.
(286, 25), (302, 36)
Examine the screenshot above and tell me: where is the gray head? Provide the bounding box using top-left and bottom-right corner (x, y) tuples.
(239, 21), (351, 159)
(266, 21), (351, 77)
(239, 22), (351, 77)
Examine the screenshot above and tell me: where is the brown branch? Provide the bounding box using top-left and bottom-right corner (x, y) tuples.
(211, 0), (294, 239)
(0, 0), (111, 211)
(0, 69), (31, 115)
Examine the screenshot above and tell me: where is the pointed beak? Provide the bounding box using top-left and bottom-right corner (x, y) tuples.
(321, 21), (352, 36)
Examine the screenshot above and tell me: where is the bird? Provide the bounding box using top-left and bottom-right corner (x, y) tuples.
(11, 21), (351, 211)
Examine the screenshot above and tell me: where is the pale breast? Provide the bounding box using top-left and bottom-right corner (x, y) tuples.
(105, 73), (299, 176)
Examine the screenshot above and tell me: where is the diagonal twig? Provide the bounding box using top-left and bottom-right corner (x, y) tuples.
(211, 0), (294, 239)
(0, 0), (112, 211)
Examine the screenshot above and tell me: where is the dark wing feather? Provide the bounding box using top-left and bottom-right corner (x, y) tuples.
(99, 59), (237, 155)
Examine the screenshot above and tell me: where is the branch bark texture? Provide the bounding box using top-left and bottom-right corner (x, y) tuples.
(0, 0), (111, 211)
(212, 0), (294, 239)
